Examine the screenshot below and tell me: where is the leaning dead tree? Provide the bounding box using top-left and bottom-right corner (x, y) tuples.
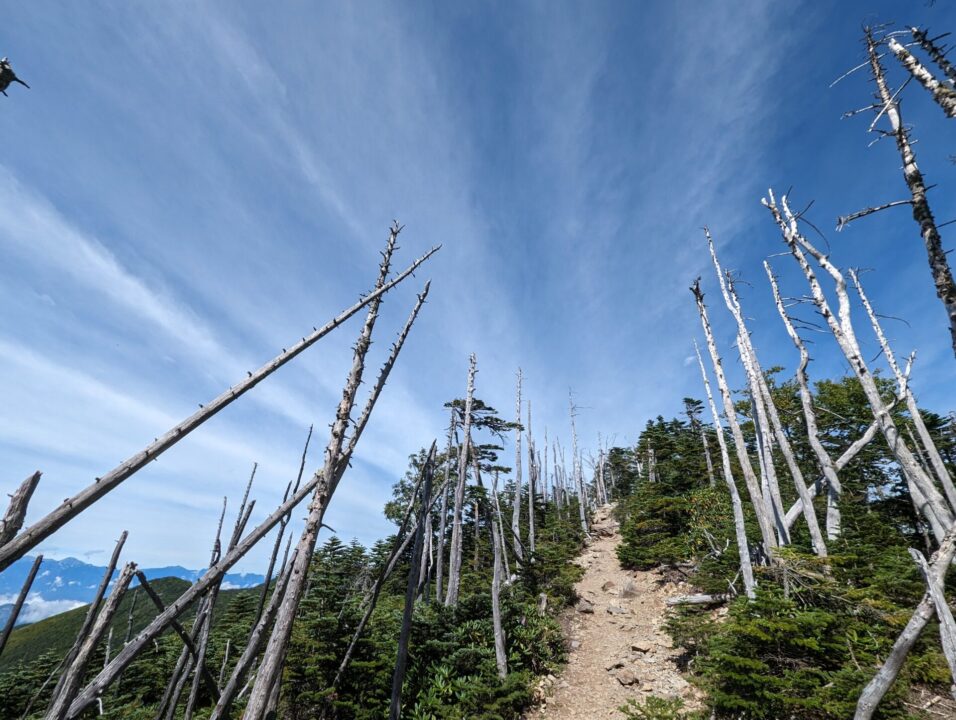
(0, 243), (439, 573)
(886, 34), (956, 118)
(692, 340), (756, 599)
(855, 29), (956, 358)
(54, 230), (437, 720)
(445, 354), (477, 606)
(691, 279), (778, 557)
(765, 190), (955, 543)
(243, 228), (430, 718)
(0, 553), (41, 656)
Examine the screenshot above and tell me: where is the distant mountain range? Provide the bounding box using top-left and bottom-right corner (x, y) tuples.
(0, 556), (264, 627)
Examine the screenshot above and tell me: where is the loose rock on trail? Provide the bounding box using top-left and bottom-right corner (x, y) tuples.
(532, 505), (701, 719)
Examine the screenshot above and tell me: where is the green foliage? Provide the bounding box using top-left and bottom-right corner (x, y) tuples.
(619, 696), (700, 720)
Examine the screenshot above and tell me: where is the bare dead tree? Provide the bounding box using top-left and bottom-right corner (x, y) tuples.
(435, 407), (456, 602)
(911, 28), (956, 84)
(389, 443), (436, 720)
(0, 553), (42, 656)
(512, 368), (523, 562)
(0, 471), (41, 546)
(865, 29), (956, 357)
(445, 353), (477, 606)
(46, 562), (137, 720)
(856, 523), (956, 718)
(910, 547), (956, 698)
(693, 341), (756, 599)
(244, 227), (424, 716)
(850, 268), (956, 511)
(766, 262), (847, 540)
(691, 279), (778, 555)
(0, 245), (439, 573)
(766, 190), (955, 541)
(887, 36), (956, 117)
(527, 399), (536, 556)
(491, 495), (508, 680)
(569, 391), (589, 535)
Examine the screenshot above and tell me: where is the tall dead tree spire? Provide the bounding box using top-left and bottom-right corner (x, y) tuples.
(693, 340), (755, 599)
(435, 406), (456, 602)
(512, 368), (523, 561)
(569, 390), (589, 535)
(691, 278), (778, 556)
(445, 353), (477, 606)
(865, 29), (956, 357)
(887, 36), (956, 117)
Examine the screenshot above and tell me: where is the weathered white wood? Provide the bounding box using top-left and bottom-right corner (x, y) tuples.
(569, 391), (589, 534)
(665, 593), (730, 606)
(446, 353), (477, 606)
(512, 368), (523, 561)
(911, 27), (956, 84)
(888, 37), (956, 117)
(527, 399), (536, 556)
(855, 523), (956, 718)
(909, 548), (956, 698)
(691, 279), (778, 555)
(491, 500), (508, 679)
(244, 227), (404, 717)
(46, 562), (136, 720)
(693, 340), (756, 599)
(0, 245), (440, 573)
(866, 31), (956, 357)
(765, 190), (955, 541)
(435, 407), (455, 602)
(0, 471), (41, 547)
(850, 268), (956, 513)
(766, 263), (846, 540)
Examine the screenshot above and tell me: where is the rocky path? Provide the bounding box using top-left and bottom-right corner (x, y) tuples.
(533, 505), (700, 719)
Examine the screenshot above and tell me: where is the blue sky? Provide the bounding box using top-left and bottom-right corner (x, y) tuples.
(1, 1), (954, 571)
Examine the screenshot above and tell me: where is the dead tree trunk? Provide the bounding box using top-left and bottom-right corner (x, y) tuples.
(691, 279), (778, 555)
(0, 553), (42, 655)
(866, 30), (956, 357)
(0, 246), (438, 573)
(446, 353), (477, 607)
(435, 407), (456, 603)
(512, 368), (523, 561)
(45, 562), (136, 720)
(766, 262), (846, 540)
(911, 27), (956, 84)
(244, 226), (411, 718)
(569, 392), (589, 535)
(766, 190), (955, 541)
(0, 471), (41, 546)
(850, 268), (956, 512)
(909, 548), (956, 699)
(693, 341), (756, 599)
(855, 523), (956, 718)
(887, 36), (956, 118)
(491, 502), (508, 680)
(527, 399), (536, 556)
(389, 445), (435, 720)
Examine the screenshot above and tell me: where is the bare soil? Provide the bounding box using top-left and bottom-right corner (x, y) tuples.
(531, 505), (702, 719)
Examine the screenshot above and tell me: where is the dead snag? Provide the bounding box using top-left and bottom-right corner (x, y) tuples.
(911, 28), (956, 84)
(512, 368), (523, 561)
(435, 407), (456, 602)
(866, 29), (956, 357)
(389, 444), (436, 719)
(45, 562), (136, 720)
(446, 354), (477, 606)
(887, 36), (956, 118)
(691, 279), (778, 556)
(491, 493), (508, 679)
(0, 554), (42, 656)
(0, 471), (41, 546)
(0, 244), (439, 573)
(693, 341), (756, 599)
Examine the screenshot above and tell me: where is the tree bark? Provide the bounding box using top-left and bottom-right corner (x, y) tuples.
(435, 407), (456, 603)
(691, 279), (778, 555)
(569, 392), (589, 535)
(389, 444), (435, 720)
(693, 341), (756, 598)
(512, 368), (523, 561)
(887, 37), (956, 118)
(46, 562), (136, 720)
(446, 353), (477, 606)
(0, 246), (439, 573)
(855, 523), (956, 718)
(911, 27), (956, 84)
(491, 503), (508, 680)
(909, 548), (956, 699)
(867, 30), (956, 358)
(527, 399), (536, 556)
(0, 471), (41, 546)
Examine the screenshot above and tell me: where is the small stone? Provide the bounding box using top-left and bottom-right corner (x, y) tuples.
(616, 668), (640, 686)
(605, 660), (625, 671)
(607, 605), (629, 615)
(577, 599), (595, 614)
(602, 580), (617, 591)
(631, 642), (651, 653)
(570, 640), (582, 650)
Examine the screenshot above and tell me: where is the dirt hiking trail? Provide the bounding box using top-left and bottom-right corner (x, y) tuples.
(532, 504), (701, 719)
